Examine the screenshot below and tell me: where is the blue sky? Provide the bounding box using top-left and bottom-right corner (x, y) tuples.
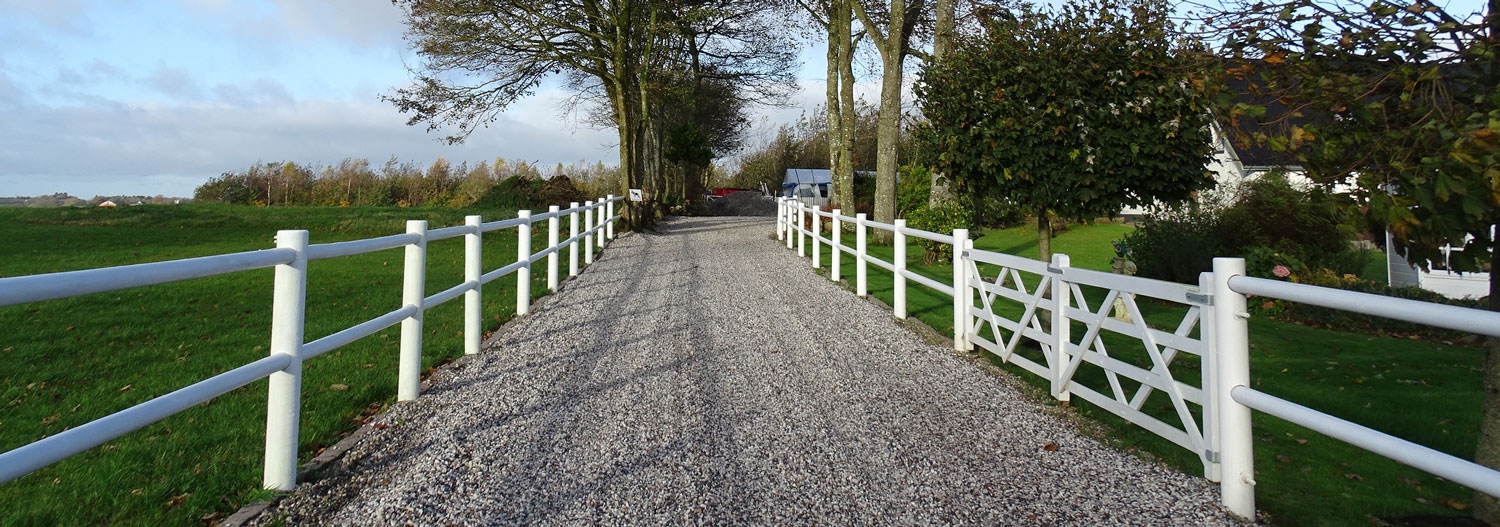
(0, 0), (844, 198)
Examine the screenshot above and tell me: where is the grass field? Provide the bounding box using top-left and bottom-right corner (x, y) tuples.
(799, 219), (1485, 526)
(0, 204), (598, 525)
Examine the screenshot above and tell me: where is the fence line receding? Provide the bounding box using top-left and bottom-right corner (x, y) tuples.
(775, 197), (1500, 519)
(0, 196), (624, 490)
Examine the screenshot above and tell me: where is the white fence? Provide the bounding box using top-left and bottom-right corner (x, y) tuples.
(776, 197), (1500, 519)
(0, 196), (624, 491)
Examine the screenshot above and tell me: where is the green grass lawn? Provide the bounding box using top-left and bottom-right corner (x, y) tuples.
(0, 204), (604, 525)
(798, 219), (1485, 526)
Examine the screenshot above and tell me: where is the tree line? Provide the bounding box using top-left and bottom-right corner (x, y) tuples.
(192, 157), (618, 208)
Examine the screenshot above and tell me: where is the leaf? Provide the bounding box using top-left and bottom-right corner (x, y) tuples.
(329, 384), (349, 391)
(1438, 497), (1468, 510)
(1275, 455), (1291, 463)
(1343, 473), (1363, 480)
(1264, 51), (1287, 64)
(1043, 441), (1059, 451)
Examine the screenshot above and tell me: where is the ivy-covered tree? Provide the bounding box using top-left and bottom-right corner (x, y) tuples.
(1201, 0), (1499, 519)
(918, 0), (1215, 262)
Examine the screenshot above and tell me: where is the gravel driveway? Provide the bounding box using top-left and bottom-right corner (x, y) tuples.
(254, 216), (1238, 526)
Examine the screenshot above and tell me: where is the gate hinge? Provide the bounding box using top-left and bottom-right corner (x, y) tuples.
(1204, 449), (1221, 463)
(1186, 292), (1212, 305)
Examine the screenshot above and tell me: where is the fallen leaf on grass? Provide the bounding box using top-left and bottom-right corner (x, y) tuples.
(119, 384), (132, 392)
(1343, 473), (1363, 481)
(1399, 477), (1421, 486)
(1295, 439), (1307, 445)
(165, 494), (189, 508)
(1275, 455), (1291, 463)
(329, 384), (349, 391)
(1043, 442), (1059, 451)
(1439, 498), (1468, 510)
(41, 414), (59, 424)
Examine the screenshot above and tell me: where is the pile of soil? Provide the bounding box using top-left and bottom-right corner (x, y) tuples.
(707, 191), (777, 217)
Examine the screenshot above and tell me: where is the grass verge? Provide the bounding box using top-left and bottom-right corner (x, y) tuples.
(0, 204), (602, 525)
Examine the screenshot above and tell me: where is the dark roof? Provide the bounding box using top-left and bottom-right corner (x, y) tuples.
(1220, 74), (1305, 169)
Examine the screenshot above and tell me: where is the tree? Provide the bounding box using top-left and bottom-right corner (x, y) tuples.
(853, 0), (930, 238)
(927, 0), (959, 208)
(918, 0), (1216, 262)
(392, 1), (793, 228)
(793, 0), (862, 209)
(1201, 0), (1499, 519)
(390, 0), (659, 227)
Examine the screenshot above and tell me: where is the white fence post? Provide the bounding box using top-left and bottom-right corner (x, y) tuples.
(569, 202), (580, 277)
(262, 229), (307, 491)
(856, 213), (868, 297)
(1050, 253), (1072, 401)
(1213, 257), (1256, 518)
(812, 206), (822, 269)
(1199, 270), (1222, 483)
(606, 195), (616, 240)
(831, 209), (842, 283)
(780, 199), (792, 243)
(517, 210), (532, 316)
(398, 220), (427, 402)
(797, 202), (806, 257)
(786, 201), (794, 249)
(894, 219), (907, 319)
(951, 229), (968, 350)
(464, 215), (482, 356)
(547, 206), (560, 292)
(596, 198), (606, 248)
(584, 201), (595, 265)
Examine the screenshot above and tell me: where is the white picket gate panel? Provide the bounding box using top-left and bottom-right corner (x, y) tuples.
(963, 248), (1216, 474)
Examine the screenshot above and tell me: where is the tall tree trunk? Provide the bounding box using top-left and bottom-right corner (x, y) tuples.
(825, 0), (846, 209)
(927, 0), (957, 210)
(1477, 223), (1499, 525)
(1036, 212), (1052, 263)
(837, 1), (856, 212)
(872, 45), (903, 242)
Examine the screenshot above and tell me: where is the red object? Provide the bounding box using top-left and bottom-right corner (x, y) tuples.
(711, 188), (749, 197)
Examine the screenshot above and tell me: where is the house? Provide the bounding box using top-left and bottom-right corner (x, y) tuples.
(1386, 227), (1492, 300)
(782, 169), (832, 208)
(781, 168), (878, 208)
(1167, 75), (1490, 300)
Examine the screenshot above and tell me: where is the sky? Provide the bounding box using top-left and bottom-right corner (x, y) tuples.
(0, 0), (867, 198)
(4, 0), (1486, 199)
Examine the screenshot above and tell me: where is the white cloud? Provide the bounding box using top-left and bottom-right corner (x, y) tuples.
(0, 88), (619, 197)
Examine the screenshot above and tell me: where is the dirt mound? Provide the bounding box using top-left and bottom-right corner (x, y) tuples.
(707, 191), (776, 217)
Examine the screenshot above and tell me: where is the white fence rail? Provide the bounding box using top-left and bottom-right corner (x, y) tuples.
(0, 195), (624, 490)
(776, 197), (1500, 519)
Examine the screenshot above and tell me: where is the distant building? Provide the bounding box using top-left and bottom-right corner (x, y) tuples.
(781, 169), (878, 208)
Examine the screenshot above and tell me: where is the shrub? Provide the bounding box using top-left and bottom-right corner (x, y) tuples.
(1219, 171), (1345, 256)
(897, 164), (932, 217)
(1123, 205), (1222, 284)
(907, 201), (976, 264)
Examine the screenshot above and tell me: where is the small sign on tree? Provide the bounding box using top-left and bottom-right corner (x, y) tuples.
(629, 189), (644, 202)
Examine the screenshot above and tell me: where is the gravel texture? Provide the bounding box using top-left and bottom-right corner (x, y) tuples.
(706, 191), (777, 217)
(253, 216), (1238, 526)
